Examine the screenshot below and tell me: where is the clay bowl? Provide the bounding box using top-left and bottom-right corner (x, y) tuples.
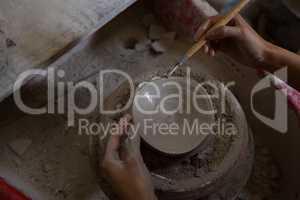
(132, 77), (215, 157)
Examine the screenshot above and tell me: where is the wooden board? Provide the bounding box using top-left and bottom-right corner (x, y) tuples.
(0, 0), (136, 101)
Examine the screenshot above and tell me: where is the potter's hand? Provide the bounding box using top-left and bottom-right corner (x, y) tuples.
(195, 14), (300, 89)
(195, 14), (269, 68)
(101, 114), (157, 200)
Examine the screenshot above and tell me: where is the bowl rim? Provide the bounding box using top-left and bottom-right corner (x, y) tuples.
(132, 76), (215, 156)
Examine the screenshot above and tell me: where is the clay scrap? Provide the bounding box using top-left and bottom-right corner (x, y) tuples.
(150, 41), (166, 54)
(146, 17), (177, 54)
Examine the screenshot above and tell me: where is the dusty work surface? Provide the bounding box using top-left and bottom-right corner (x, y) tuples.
(0, 0), (136, 101)
(0, 4), (284, 200)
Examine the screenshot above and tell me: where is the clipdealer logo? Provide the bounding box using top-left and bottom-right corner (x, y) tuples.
(251, 68), (288, 133)
(12, 66), (290, 134)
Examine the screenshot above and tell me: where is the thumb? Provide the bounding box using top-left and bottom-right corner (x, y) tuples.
(105, 126), (123, 161)
(120, 130), (141, 161)
(106, 114), (132, 155)
(206, 26), (241, 40)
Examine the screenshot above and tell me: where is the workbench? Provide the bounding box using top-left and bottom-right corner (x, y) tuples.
(0, 0), (136, 101)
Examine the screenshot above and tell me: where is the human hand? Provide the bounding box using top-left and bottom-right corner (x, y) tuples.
(101, 114), (157, 200)
(194, 14), (272, 68)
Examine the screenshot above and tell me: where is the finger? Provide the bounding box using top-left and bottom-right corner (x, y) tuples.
(119, 114), (132, 124)
(209, 49), (216, 57)
(118, 114), (137, 160)
(206, 42), (214, 51)
(204, 45), (209, 54)
(103, 114), (134, 168)
(194, 19), (212, 41)
(204, 42), (218, 55)
(206, 26), (241, 40)
(119, 114), (132, 135)
(119, 119), (129, 135)
(122, 113), (132, 122)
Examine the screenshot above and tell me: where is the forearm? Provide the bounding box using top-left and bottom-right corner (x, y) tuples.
(264, 42), (300, 90)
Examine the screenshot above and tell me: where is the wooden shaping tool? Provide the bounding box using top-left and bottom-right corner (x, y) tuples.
(168, 0), (249, 76)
